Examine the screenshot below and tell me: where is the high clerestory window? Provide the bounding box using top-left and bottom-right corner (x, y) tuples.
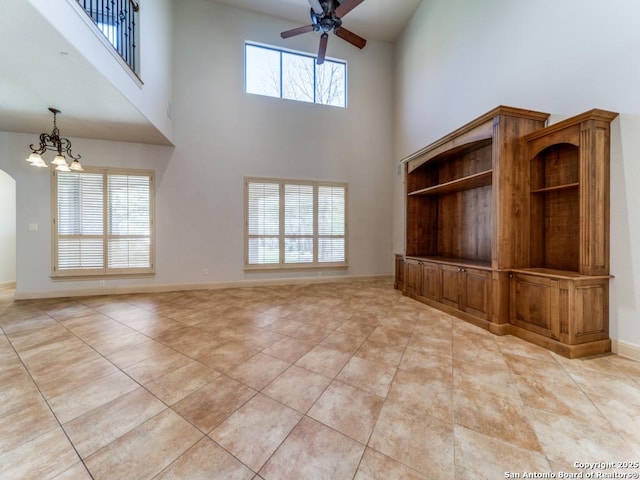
(245, 42), (347, 108)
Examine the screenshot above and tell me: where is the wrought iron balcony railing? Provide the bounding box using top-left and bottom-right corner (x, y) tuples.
(75, 0), (139, 73)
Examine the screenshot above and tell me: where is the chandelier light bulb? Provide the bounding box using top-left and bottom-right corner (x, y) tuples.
(52, 155), (67, 166)
(32, 157), (48, 168)
(69, 160), (84, 171)
(26, 153), (42, 164)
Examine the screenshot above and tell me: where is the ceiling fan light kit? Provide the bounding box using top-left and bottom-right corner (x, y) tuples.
(280, 0), (367, 65)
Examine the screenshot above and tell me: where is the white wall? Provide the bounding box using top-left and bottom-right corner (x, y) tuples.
(0, 169), (16, 285)
(169, 0), (394, 282)
(27, 0), (174, 142)
(393, 0), (640, 350)
(0, 132), (173, 296)
(0, 0), (394, 297)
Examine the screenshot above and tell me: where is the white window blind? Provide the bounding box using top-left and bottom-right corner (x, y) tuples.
(56, 172), (104, 271)
(108, 174), (151, 270)
(245, 178), (347, 269)
(318, 185), (346, 263)
(247, 182), (280, 265)
(284, 184), (314, 264)
(53, 167), (154, 277)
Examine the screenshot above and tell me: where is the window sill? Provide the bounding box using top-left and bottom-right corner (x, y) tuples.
(244, 263), (348, 272)
(51, 272), (156, 281)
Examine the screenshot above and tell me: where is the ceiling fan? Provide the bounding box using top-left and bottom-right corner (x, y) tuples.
(280, 0), (367, 65)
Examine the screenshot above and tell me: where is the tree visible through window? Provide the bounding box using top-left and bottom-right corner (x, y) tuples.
(245, 43), (347, 107)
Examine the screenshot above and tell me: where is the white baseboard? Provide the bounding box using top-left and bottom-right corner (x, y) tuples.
(611, 338), (640, 362)
(14, 274), (393, 300)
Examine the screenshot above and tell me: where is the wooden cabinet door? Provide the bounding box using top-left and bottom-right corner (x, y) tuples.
(461, 267), (491, 319)
(420, 261), (440, 301)
(404, 259), (422, 296)
(440, 264), (461, 308)
(510, 273), (559, 339)
(570, 278), (609, 344)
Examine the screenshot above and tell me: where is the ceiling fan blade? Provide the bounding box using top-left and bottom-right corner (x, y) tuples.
(307, 0), (324, 16)
(317, 33), (328, 65)
(335, 27), (367, 49)
(281, 24), (314, 39)
(335, 0), (365, 18)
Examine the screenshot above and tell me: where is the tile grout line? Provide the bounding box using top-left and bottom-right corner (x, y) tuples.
(0, 302), (97, 480)
(18, 297), (218, 477)
(351, 305), (427, 480)
(8, 281), (637, 477)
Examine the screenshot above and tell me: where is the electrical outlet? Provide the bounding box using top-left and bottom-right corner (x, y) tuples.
(99, 280), (105, 288)
(203, 268), (209, 276)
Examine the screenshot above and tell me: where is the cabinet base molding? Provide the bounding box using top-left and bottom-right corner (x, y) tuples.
(488, 322), (511, 336)
(405, 292), (491, 331)
(506, 324), (611, 358)
(406, 287), (612, 358)
(406, 289), (611, 358)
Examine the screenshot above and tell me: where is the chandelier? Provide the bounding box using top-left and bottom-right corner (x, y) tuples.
(25, 108), (83, 171)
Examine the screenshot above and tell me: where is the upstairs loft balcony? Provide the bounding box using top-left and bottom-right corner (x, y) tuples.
(75, 0), (139, 74)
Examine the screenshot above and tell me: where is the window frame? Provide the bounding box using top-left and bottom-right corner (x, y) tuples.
(51, 166), (155, 278)
(244, 176), (348, 271)
(244, 41), (348, 108)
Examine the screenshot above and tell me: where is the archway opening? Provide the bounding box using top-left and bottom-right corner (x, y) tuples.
(0, 169), (17, 292)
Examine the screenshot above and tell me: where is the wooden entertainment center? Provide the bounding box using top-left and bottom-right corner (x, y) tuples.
(396, 106), (618, 358)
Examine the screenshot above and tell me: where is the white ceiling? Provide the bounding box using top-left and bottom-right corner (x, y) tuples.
(207, 0), (422, 42)
(0, 0), (420, 146)
(0, 0), (169, 145)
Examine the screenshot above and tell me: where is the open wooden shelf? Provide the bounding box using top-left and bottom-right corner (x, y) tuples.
(510, 267), (612, 280)
(406, 255), (492, 270)
(400, 106), (617, 358)
(408, 170), (493, 196)
(530, 182), (579, 194)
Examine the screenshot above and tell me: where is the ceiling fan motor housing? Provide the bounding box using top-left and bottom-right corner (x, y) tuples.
(310, 0), (343, 33)
(280, 0), (366, 64)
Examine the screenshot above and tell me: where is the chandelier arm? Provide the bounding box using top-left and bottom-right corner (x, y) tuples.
(29, 133), (52, 154)
(59, 138), (81, 161)
(29, 144), (44, 155)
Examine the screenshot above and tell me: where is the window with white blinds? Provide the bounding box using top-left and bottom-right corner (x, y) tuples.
(52, 167), (154, 277)
(245, 177), (347, 269)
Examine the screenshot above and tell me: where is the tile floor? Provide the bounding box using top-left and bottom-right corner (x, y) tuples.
(1, 280), (639, 480)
